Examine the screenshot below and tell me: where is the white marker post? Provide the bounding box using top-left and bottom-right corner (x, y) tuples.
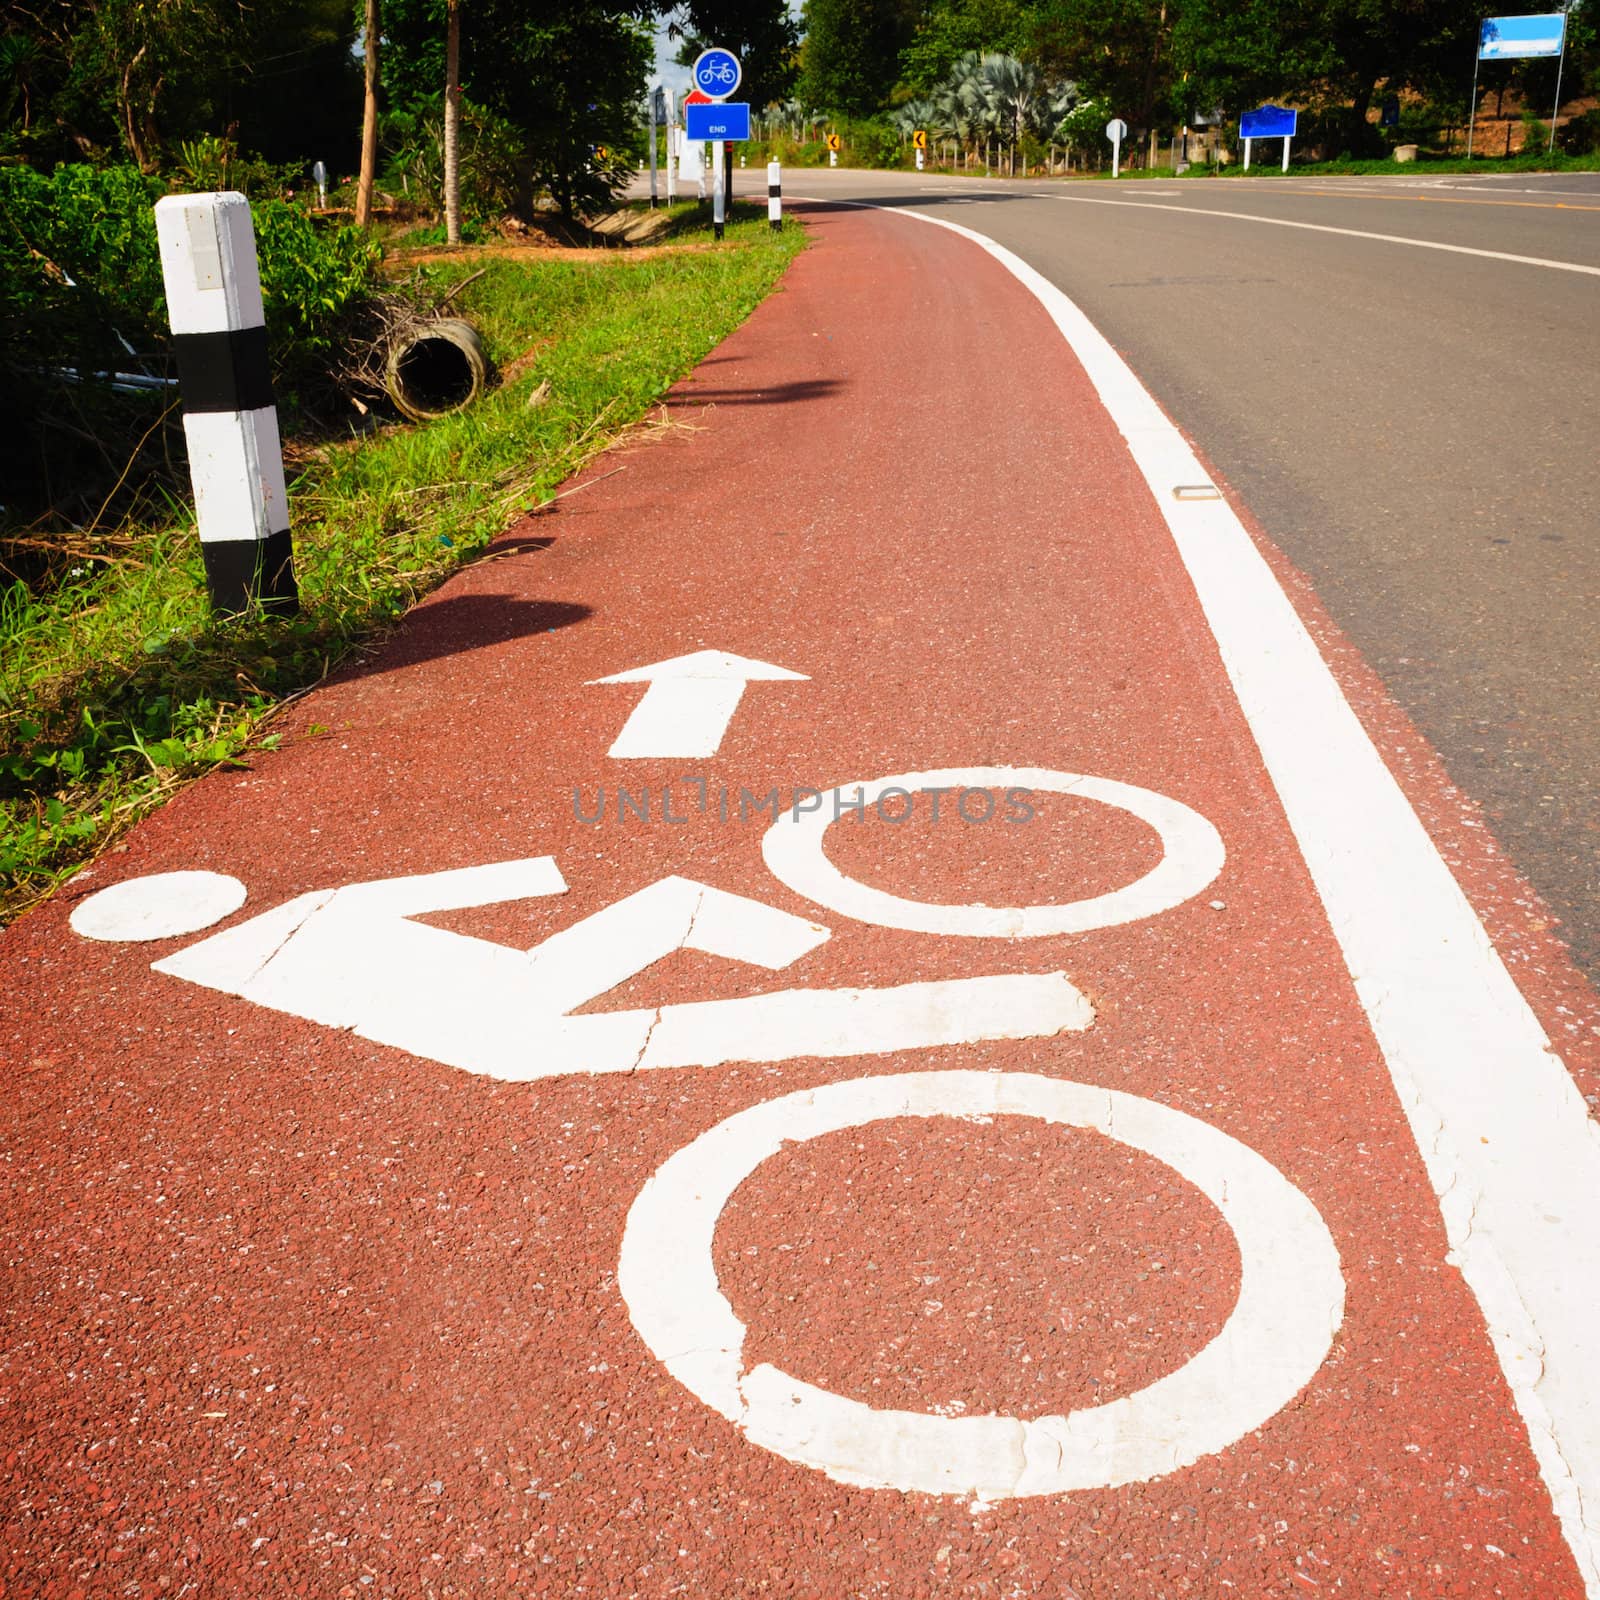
(1243, 136), (1253, 171)
(665, 92), (677, 202)
(767, 160), (782, 231)
(1282, 132), (1292, 172)
(154, 192), (296, 615)
(1106, 117), (1128, 178)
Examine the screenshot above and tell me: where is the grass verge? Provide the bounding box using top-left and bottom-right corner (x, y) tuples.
(1, 203), (802, 922)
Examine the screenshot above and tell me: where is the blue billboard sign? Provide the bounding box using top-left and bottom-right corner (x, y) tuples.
(1479, 13), (1567, 58)
(1240, 104), (1299, 140)
(685, 102), (752, 142)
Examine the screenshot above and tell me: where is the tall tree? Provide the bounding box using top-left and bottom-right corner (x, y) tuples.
(1029, 0), (1177, 129)
(443, 0), (461, 242)
(899, 0), (1036, 95)
(800, 0), (912, 115)
(1170, 0), (1484, 151)
(384, 0), (650, 218)
(665, 0), (801, 108)
(5, 0), (359, 169)
(355, 0), (381, 223)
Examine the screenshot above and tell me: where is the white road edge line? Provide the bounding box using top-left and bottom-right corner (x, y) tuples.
(1044, 192), (1600, 277)
(825, 196), (1600, 1593)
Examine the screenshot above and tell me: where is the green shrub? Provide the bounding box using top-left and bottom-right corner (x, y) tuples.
(0, 163), (382, 529)
(0, 164), (380, 387)
(252, 201), (382, 397)
(1559, 108), (1600, 155)
(849, 118), (906, 169)
(381, 96), (531, 223)
(0, 164), (168, 377)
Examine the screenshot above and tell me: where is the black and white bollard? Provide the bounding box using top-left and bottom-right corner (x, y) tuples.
(767, 161), (782, 231)
(154, 191), (297, 616)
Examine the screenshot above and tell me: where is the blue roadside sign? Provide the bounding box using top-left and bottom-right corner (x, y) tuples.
(685, 102), (752, 142)
(1479, 13), (1567, 58)
(692, 47), (742, 98)
(1240, 104), (1299, 140)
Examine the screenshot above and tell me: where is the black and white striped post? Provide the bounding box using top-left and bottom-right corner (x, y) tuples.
(154, 192), (298, 616)
(767, 161), (782, 231)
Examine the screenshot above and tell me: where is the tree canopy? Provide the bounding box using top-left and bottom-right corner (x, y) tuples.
(800, 0), (914, 117)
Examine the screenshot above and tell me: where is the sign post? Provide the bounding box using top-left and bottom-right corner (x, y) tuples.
(685, 101), (750, 239)
(691, 47), (742, 240)
(1240, 105), (1298, 173)
(1105, 117), (1128, 178)
(648, 83), (662, 207)
(913, 128), (927, 171)
(826, 131), (840, 167)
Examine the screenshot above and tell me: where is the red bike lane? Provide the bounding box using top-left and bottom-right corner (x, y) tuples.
(2, 199), (1595, 1598)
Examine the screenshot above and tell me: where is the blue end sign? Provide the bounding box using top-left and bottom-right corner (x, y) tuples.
(685, 102), (752, 142)
(1240, 104), (1299, 140)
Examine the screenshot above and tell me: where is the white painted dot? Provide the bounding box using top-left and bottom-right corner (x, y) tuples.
(761, 767), (1225, 937)
(69, 871), (247, 942)
(619, 1069), (1344, 1499)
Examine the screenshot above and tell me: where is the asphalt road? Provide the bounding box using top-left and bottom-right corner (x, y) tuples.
(744, 164), (1600, 986)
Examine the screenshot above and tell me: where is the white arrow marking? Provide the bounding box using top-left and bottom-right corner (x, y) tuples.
(151, 860), (1093, 1081)
(589, 650), (808, 759)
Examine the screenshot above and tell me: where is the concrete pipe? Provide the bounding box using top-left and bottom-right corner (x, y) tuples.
(385, 317), (490, 421)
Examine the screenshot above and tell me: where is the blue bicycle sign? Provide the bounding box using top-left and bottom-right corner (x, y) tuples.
(692, 47), (742, 98)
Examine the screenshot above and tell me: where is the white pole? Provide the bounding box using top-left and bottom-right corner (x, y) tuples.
(1467, 48), (1482, 158)
(668, 92), (677, 201)
(767, 160), (782, 230)
(1549, 11), (1569, 154)
(665, 93), (677, 203)
(915, 145), (924, 170)
(648, 82), (658, 207)
(1282, 133), (1291, 172)
(153, 191), (296, 616)
(829, 145), (837, 168)
(1112, 132), (1121, 178)
(1244, 135), (1253, 171)
(712, 137), (725, 238)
